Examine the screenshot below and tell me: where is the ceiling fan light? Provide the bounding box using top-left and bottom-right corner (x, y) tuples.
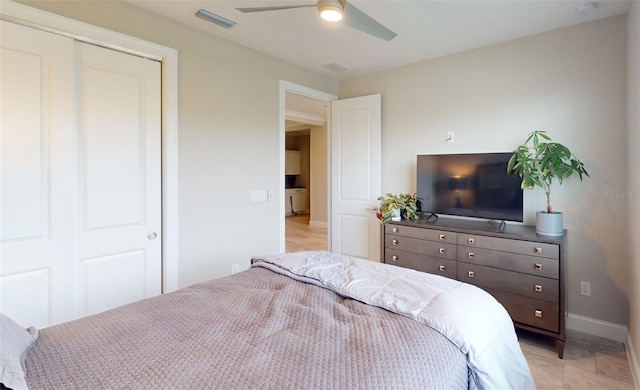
(319, 5), (343, 22)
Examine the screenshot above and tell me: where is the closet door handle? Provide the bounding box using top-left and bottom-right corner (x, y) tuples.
(147, 232), (158, 240)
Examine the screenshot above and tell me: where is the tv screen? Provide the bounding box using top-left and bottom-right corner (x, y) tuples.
(417, 153), (523, 222)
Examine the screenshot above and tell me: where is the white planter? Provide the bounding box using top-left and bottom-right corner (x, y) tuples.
(390, 208), (401, 222)
(536, 211), (564, 236)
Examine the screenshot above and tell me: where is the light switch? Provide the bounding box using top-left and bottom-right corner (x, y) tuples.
(251, 190), (267, 202)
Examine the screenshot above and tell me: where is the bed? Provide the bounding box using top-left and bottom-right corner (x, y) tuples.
(2, 251), (534, 390)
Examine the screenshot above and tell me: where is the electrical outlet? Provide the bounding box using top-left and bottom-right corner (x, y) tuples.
(231, 264), (239, 274)
(580, 281), (591, 297)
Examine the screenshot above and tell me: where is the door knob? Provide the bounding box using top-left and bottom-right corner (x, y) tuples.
(148, 232), (158, 240)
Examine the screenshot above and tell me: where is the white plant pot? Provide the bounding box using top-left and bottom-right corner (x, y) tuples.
(390, 208), (401, 222)
(536, 211), (564, 236)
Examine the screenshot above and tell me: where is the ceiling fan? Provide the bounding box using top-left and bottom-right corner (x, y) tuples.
(235, 0), (397, 41)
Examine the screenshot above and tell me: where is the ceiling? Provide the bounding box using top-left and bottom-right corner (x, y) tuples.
(129, 0), (630, 80)
(127, 0), (630, 127)
(285, 92), (328, 130)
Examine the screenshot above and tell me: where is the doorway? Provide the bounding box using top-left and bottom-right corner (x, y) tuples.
(280, 82), (336, 253)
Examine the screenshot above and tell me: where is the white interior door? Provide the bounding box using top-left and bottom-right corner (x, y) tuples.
(0, 22), (162, 327)
(76, 42), (162, 317)
(331, 94), (382, 261)
(0, 20), (76, 328)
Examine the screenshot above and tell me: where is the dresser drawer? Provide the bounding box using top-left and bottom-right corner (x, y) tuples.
(458, 234), (559, 259)
(385, 235), (457, 260)
(386, 224), (457, 244)
(385, 249), (457, 279)
(486, 288), (560, 333)
(457, 247), (559, 279)
(458, 263), (558, 303)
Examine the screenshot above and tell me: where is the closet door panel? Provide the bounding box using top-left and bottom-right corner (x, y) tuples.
(0, 21), (75, 328)
(76, 43), (162, 316)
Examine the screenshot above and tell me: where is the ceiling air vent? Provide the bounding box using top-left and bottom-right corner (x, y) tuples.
(324, 63), (349, 73)
(195, 9), (236, 29)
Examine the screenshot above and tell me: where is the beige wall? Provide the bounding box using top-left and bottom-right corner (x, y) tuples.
(626, 0), (640, 378)
(310, 125), (328, 226)
(18, 0), (338, 288)
(340, 16), (629, 326)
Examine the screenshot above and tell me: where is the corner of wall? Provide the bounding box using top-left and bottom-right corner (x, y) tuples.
(627, 333), (640, 390)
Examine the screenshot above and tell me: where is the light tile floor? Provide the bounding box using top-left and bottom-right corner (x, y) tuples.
(519, 328), (634, 389)
(285, 214), (327, 252)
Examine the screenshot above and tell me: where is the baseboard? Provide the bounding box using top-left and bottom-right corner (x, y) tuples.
(627, 334), (640, 390)
(309, 220), (327, 229)
(567, 312), (628, 343)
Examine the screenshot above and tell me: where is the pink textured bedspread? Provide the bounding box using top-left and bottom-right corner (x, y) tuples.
(25, 267), (467, 389)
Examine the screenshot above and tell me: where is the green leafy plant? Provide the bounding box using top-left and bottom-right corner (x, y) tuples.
(377, 193), (421, 224)
(507, 131), (589, 213)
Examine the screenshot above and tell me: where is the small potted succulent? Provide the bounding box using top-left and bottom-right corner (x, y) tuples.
(377, 193), (421, 225)
(507, 131), (589, 236)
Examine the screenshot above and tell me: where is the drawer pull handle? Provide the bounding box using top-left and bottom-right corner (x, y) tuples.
(392, 227), (398, 233)
(391, 255), (398, 262)
(534, 310), (543, 318)
(392, 239), (398, 246)
(468, 252), (475, 259)
(535, 284), (543, 293)
(439, 248), (446, 254)
(534, 247), (543, 254)
(439, 234), (446, 240)
(534, 263), (543, 271)
(439, 265), (445, 272)
(468, 271), (475, 278)
(468, 238), (475, 245)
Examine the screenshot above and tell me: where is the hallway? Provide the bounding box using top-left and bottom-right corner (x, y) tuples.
(285, 214), (327, 252)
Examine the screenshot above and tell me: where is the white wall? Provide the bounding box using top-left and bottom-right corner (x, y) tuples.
(340, 16), (629, 326)
(626, 0), (640, 380)
(19, 0), (338, 288)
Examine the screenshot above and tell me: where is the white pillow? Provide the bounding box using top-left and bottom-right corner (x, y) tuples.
(0, 314), (39, 390)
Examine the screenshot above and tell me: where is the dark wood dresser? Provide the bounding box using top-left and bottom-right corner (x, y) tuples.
(383, 218), (567, 358)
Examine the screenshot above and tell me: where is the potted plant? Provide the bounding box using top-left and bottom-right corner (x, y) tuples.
(377, 193), (421, 225)
(507, 130), (589, 236)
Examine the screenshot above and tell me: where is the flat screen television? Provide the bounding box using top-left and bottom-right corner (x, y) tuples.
(416, 153), (524, 222)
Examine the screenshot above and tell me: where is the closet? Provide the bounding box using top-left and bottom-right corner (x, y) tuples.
(0, 20), (162, 328)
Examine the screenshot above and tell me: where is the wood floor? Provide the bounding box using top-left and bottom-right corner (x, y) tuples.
(285, 214), (636, 389)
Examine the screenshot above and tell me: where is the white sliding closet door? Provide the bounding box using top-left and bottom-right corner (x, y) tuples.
(76, 43), (161, 317)
(0, 21), (162, 328)
(0, 21), (76, 328)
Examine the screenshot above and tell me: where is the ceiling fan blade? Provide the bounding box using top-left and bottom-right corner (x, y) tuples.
(236, 4), (316, 13)
(343, 2), (397, 41)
